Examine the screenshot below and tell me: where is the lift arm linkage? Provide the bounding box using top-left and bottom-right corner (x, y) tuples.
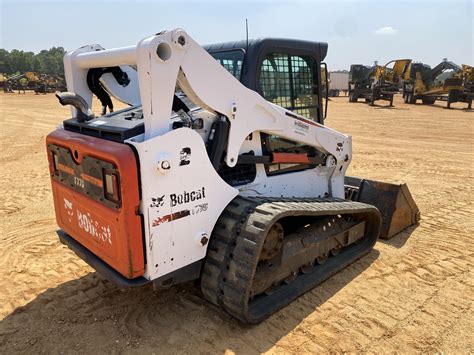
(65, 29), (352, 198)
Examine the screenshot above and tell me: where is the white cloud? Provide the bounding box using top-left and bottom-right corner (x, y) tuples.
(373, 26), (398, 35)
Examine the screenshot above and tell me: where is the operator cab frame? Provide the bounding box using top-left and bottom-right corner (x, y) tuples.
(204, 39), (330, 181)
(204, 38), (329, 124)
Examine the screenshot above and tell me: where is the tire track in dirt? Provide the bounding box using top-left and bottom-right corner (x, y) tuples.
(0, 219), (69, 316)
(0, 170), (51, 217)
(283, 224), (473, 353)
(1, 94), (473, 353)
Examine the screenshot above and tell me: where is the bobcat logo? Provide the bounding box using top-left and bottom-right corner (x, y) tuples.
(63, 198), (74, 222)
(150, 195), (165, 209)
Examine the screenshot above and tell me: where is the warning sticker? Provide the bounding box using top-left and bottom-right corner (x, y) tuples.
(294, 120), (309, 135)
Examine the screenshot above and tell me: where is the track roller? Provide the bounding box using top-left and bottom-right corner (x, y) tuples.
(201, 196), (381, 324)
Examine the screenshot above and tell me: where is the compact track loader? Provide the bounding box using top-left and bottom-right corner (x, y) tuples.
(47, 29), (419, 323)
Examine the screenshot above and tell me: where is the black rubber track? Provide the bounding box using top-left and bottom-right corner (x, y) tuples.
(201, 196), (381, 324)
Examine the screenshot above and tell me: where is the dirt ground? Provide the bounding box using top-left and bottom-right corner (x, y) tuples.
(0, 92), (473, 353)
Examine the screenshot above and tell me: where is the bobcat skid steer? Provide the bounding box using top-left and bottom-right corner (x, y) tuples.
(46, 29), (419, 323)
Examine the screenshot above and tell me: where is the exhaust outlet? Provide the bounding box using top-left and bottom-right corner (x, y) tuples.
(56, 92), (95, 122)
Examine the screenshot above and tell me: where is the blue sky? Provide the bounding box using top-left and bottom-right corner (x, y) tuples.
(1, 0), (472, 70)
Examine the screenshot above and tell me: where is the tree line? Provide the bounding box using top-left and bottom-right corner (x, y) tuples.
(0, 47), (66, 76)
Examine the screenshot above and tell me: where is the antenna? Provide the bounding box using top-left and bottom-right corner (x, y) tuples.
(243, 18), (249, 74)
(245, 18), (249, 53)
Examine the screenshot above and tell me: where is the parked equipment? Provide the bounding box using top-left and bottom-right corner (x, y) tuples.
(0, 73), (5, 90)
(37, 74), (67, 94)
(349, 59), (411, 106)
(348, 64), (374, 103)
(4, 73), (29, 93)
(3, 71), (66, 94)
(402, 59), (472, 109)
(461, 64), (474, 109)
(46, 29), (419, 323)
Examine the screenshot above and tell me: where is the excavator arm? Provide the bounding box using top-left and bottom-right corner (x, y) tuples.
(430, 60), (461, 81)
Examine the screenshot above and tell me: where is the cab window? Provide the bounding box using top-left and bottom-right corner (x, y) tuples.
(259, 53), (322, 176)
(259, 53), (319, 120)
(210, 50), (245, 80)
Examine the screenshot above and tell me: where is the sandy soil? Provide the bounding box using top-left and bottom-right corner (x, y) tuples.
(0, 92), (473, 353)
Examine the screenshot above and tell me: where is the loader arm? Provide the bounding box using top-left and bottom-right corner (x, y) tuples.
(65, 29), (351, 198)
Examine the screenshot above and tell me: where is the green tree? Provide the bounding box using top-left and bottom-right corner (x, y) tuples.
(0, 49), (10, 73)
(0, 47), (66, 76)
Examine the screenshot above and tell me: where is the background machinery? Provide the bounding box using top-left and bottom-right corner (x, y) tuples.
(36, 74), (67, 93)
(402, 59), (472, 109)
(349, 59), (411, 106)
(4, 71), (42, 93)
(0, 73), (5, 90)
(46, 29), (419, 323)
(4, 72), (29, 93)
(461, 65), (474, 108)
(348, 64), (373, 103)
(3, 71), (66, 94)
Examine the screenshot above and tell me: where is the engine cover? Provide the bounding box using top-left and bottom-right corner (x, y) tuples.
(46, 129), (144, 279)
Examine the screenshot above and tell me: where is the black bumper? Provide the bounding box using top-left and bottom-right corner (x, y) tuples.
(57, 230), (149, 288)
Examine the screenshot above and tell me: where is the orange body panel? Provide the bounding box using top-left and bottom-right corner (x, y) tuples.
(46, 129), (144, 279)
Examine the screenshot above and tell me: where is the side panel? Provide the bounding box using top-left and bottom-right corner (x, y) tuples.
(130, 128), (238, 280)
(46, 129), (144, 278)
(239, 166), (333, 198)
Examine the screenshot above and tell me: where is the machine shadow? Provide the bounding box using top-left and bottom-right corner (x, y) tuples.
(372, 105), (404, 110)
(425, 103), (472, 111)
(378, 223), (419, 249)
(0, 250), (379, 353)
(348, 102), (409, 110)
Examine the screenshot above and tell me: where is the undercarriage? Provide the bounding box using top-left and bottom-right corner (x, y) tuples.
(201, 196), (381, 323)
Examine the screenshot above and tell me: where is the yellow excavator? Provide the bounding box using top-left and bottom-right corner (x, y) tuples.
(402, 60), (472, 109)
(349, 59), (411, 106)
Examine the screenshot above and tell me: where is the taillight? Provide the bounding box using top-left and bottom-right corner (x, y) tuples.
(103, 170), (121, 204)
(51, 151), (59, 173)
